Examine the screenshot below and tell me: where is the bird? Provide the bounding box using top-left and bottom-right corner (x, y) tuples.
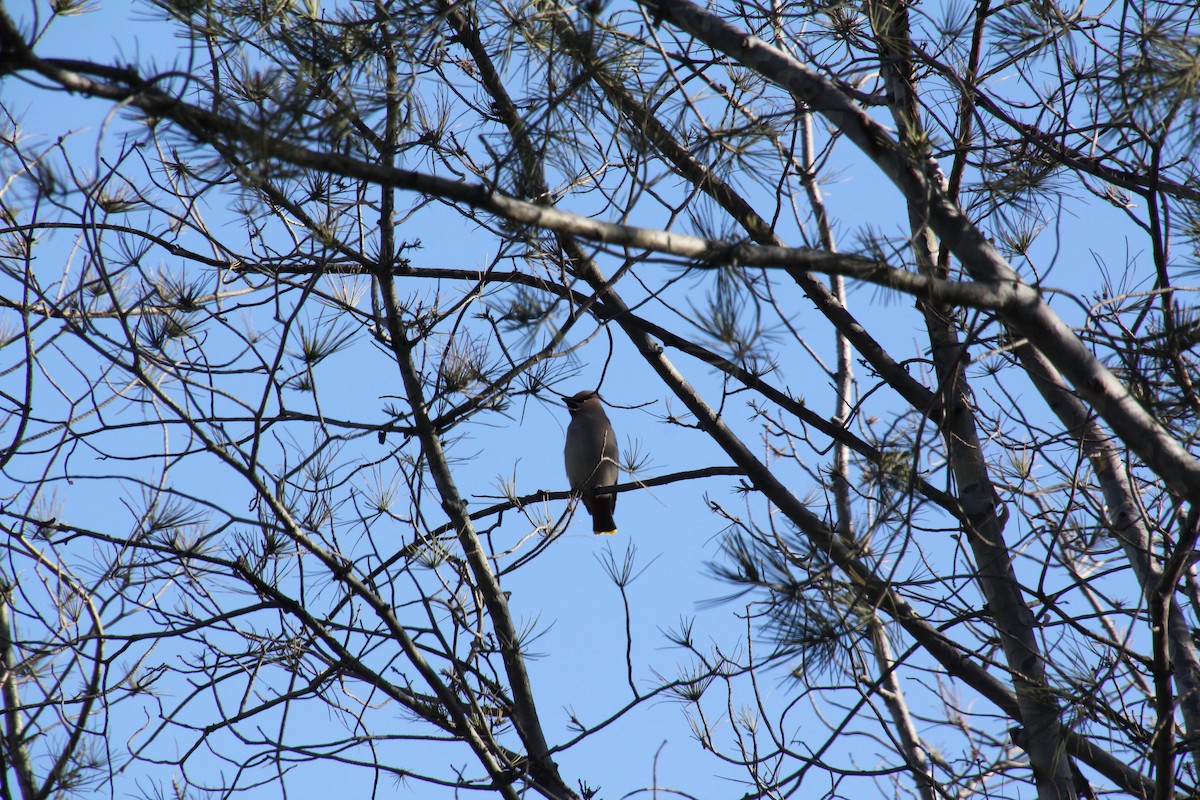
(563, 390), (619, 535)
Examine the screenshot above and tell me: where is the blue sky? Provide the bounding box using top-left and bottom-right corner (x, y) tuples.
(0, 1), (1173, 798)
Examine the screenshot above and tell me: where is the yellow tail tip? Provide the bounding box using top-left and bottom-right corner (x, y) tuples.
(594, 529), (618, 536)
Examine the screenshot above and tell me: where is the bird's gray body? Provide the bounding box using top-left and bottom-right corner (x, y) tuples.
(564, 390), (618, 534)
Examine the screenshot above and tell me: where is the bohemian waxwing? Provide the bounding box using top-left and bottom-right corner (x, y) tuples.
(563, 390), (619, 535)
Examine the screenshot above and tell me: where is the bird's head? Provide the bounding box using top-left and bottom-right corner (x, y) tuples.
(564, 390), (603, 415)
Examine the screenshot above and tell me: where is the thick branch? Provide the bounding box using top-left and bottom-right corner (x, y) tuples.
(630, 0), (1200, 507)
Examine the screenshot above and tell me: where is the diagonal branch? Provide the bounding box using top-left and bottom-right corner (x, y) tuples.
(629, 0), (1200, 507)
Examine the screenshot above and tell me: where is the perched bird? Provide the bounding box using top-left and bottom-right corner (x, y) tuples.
(563, 390), (619, 535)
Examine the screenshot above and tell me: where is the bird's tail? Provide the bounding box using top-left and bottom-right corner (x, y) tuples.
(583, 495), (617, 535)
